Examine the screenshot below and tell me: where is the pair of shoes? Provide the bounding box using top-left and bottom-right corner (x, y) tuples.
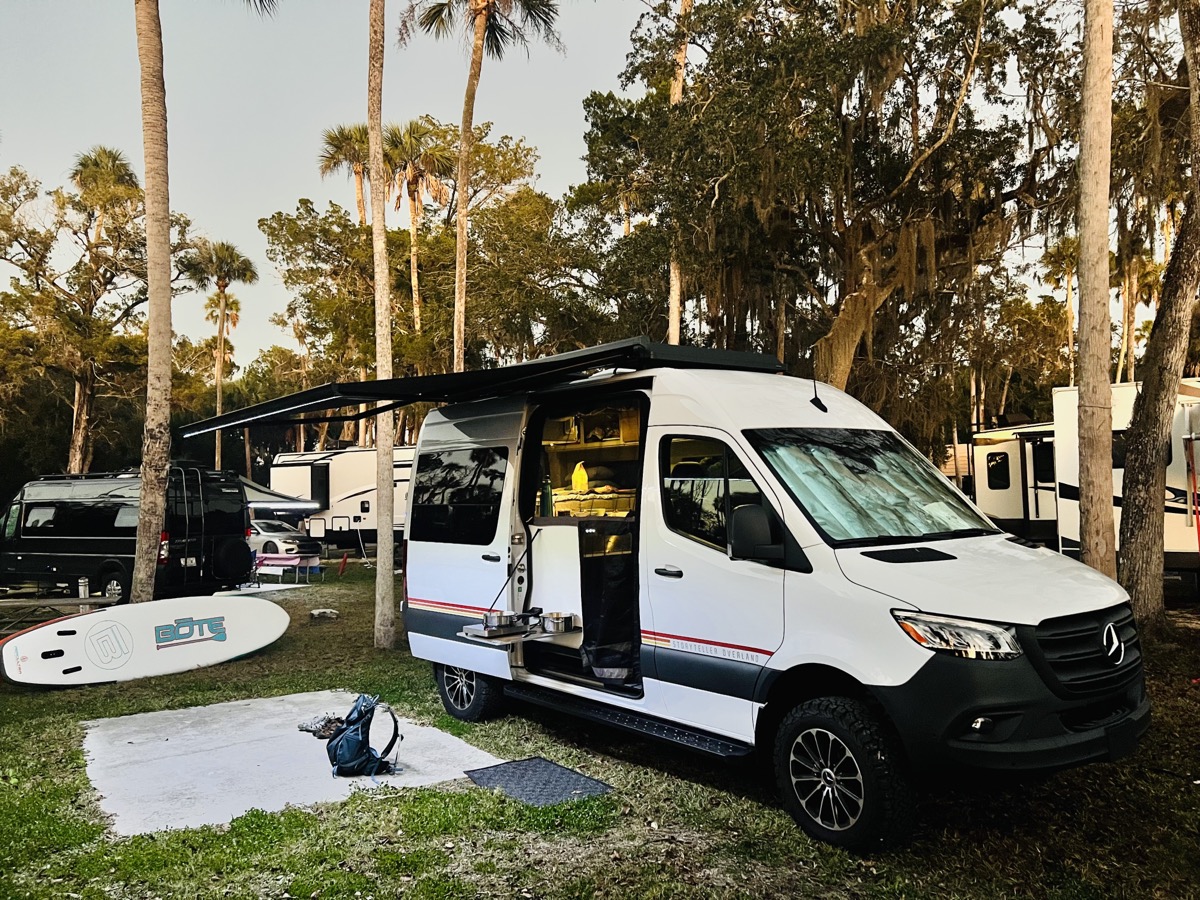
(298, 714), (344, 739)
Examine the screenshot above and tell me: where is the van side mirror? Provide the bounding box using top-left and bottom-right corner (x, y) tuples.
(728, 504), (785, 561)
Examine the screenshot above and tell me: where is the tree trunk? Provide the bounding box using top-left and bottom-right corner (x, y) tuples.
(214, 289), (226, 469)
(666, 0), (693, 346)
(408, 182), (424, 337)
(1077, 0), (1118, 579)
(132, 0), (173, 604)
(1066, 268), (1076, 386)
(368, 0), (395, 650)
(244, 427), (252, 478)
(453, 2), (489, 373)
(67, 369), (96, 474)
(354, 164), (368, 226)
(1119, 0), (1200, 636)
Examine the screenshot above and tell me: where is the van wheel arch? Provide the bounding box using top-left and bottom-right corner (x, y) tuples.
(755, 664), (880, 755)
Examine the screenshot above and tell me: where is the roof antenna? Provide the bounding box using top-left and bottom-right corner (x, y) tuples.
(811, 378), (828, 413)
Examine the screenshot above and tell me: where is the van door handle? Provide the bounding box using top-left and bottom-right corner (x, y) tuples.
(482, 553), (501, 562)
(654, 566), (683, 579)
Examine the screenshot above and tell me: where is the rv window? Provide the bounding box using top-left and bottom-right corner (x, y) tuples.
(986, 453), (1010, 490)
(1032, 443), (1055, 483)
(410, 447), (509, 545)
(661, 436), (764, 550)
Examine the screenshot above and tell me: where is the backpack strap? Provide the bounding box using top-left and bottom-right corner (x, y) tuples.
(370, 705), (401, 776)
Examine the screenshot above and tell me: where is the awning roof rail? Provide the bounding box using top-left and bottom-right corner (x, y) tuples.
(181, 337), (783, 438)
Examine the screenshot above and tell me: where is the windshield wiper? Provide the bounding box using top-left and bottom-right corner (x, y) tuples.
(917, 527), (999, 541)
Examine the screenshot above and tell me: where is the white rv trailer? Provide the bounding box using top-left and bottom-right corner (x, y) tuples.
(970, 380), (1200, 579)
(269, 446), (415, 548)
(1052, 381), (1200, 572)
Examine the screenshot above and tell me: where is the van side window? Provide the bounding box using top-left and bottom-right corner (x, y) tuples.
(24, 505), (58, 532)
(3, 503), (18, 539)
(661, 436), (764, 550)
(410, 447), (509, 545)
(986, 453), (1010, 490)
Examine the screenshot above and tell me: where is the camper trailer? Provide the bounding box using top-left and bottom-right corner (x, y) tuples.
(969, 421), (1056, 544)
(970, 380), (1200, 584)
(269, 446), (415, 549)
(186, 340), (1149, 850)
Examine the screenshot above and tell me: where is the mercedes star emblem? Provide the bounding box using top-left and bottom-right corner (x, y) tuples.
(1102, 622), (1125, 666)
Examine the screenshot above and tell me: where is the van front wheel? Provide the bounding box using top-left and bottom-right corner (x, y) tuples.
(434, 663), (504, 722)
(774, 697), (915, 850)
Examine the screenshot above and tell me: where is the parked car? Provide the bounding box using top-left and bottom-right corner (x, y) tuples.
(248, 519), (322, 557)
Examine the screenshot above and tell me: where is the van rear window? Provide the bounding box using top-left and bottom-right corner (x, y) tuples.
(409, 448), (509, 545)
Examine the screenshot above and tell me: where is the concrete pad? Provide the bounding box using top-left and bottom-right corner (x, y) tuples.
(83, 690), (504, 836)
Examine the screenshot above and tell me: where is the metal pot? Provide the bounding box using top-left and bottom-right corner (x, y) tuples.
(540, 612), (575, 634)
(482, 609), (518, 628)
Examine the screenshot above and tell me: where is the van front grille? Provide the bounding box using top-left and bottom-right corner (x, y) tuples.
(1023, 604), (1142, 699)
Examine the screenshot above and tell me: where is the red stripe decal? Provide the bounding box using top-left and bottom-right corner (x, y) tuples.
(642, 630), (772, 658)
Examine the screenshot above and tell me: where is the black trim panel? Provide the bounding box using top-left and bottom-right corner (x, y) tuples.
(649, 645), (762, 701)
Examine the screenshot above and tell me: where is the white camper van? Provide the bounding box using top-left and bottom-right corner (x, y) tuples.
(270, 446), (415, 549)
(400, 345), (1148, 849)
(184, 340), (1149, 850)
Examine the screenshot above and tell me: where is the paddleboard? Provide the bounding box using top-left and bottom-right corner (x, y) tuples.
(0, 595), (290, 686)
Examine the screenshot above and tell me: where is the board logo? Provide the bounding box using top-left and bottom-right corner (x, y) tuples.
(85, 620), (135, 670)
(154, 616), (227, 650)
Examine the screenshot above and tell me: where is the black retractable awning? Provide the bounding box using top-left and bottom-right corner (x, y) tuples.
(181, 337), (782, 438)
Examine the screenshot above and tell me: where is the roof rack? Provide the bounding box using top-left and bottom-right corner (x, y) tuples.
(181, 337), (782, 438)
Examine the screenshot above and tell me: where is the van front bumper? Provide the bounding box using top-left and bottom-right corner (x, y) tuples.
(872, 652), (1150, 773)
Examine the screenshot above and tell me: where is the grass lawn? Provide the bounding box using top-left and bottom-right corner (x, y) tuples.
(1, 563), (1198, 899)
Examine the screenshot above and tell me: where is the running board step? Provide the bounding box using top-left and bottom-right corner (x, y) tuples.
(503, 681), (754, 758)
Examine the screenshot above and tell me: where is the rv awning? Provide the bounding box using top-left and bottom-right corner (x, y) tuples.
(181, 337), (783, 438)
(239, 478), (320, 511)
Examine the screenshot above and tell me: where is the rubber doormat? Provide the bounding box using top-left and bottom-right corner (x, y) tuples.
(464, 756), (611, 807)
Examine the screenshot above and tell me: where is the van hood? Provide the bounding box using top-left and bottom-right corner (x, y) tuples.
(834, 535), (1127, 625)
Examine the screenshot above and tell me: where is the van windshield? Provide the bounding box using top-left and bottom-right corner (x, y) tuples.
(745, 428), (996, 547)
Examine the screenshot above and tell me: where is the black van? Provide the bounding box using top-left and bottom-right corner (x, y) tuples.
(0, 466), (253, 602)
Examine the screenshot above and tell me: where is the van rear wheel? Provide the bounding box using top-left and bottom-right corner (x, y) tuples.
(774, 697), (915, 850)
(434, 663), (504, 722)
(99, 568), (130, 605)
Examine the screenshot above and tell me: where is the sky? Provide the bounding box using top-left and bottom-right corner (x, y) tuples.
(0, 0), (648, 365)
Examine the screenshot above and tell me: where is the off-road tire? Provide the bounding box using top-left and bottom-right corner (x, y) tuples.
(774, 697), (916, 850)
(434, 663), (505, 722)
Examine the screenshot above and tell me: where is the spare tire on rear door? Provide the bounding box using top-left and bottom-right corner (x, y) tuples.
(213, 538), (253, 583)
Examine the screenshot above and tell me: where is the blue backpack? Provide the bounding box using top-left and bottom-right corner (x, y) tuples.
(326, 694), (401, 778)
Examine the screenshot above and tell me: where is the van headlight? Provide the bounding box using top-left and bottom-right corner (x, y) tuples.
(892, 611), (1023, 660)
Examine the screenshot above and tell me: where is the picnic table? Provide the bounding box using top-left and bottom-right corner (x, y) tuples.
(0, 592), (117, 636)
(253, 553), (324, 584)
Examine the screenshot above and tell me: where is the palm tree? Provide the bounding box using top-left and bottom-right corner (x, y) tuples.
(70, 145), (141, 250)
(319, 123), (372, 225)
(129, 0), (276, 603)
(385, 119), (454, 337)
(368, 0), (397, 650)
(1039, 236), (1079, 386)
(182, 240), (258, 470)
(667, 0), (693, 346)
(400, 0), (562, 372)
